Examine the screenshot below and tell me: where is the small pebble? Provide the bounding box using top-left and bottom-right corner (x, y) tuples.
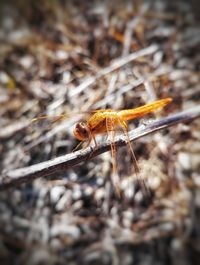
(178, 152), (191, 170)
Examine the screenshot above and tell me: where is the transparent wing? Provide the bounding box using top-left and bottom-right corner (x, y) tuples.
(31, 109), (114, 124)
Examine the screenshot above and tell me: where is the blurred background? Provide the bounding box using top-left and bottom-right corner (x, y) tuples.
(0, 0), (199, 264)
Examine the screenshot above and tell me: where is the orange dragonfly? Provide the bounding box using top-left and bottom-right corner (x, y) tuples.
(72, 97), (172, 195)
(33, 98), (172, 196)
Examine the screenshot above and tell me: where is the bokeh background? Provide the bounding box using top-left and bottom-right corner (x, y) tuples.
(0, 1), (199, 264)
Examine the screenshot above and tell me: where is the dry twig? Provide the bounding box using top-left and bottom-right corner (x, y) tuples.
(1, 105), (200, 190)
(69, 45), (158, 97)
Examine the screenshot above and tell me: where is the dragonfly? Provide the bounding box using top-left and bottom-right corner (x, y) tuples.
(73, 97), (172, 195)
(33, 97), (172, 196)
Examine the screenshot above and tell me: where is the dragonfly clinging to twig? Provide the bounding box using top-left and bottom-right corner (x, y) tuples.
(33, 98), (172, 196)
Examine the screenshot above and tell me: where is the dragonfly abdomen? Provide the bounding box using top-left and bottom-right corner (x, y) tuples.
(118, 98), (172, 121)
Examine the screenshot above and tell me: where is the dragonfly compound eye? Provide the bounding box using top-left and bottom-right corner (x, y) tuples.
(73, 122), (88, 141)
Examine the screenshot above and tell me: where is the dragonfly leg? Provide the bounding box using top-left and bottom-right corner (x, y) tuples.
(83, 130), (99, 161)
(117, 117), (150, 197)
(72, 141), (84, 152)
(106, 117), (121, 197)
(86, 129), (98, 148)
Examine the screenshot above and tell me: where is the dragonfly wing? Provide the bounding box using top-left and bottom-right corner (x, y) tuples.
(31, 109), (115, 125)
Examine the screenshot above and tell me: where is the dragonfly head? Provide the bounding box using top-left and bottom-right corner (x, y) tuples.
(73, 122), (88, 141)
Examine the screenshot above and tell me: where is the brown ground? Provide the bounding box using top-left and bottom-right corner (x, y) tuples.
(0, 1), (200, 264)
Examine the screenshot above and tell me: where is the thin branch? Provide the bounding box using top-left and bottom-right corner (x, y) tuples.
(69, 44), (158, 97)
(1, 105), (200, 190)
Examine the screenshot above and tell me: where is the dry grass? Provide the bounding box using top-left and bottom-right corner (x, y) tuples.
(0, 1), (199, 264)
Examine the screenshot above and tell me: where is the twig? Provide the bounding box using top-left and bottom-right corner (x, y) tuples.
(69, 44), (158, 97)
(92, 66), (172, 109)
(1, 105), (200, 190)
(122, 2), (149, 56)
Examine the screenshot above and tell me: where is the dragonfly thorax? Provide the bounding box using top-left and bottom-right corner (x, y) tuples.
(73, 121), (89, 141)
